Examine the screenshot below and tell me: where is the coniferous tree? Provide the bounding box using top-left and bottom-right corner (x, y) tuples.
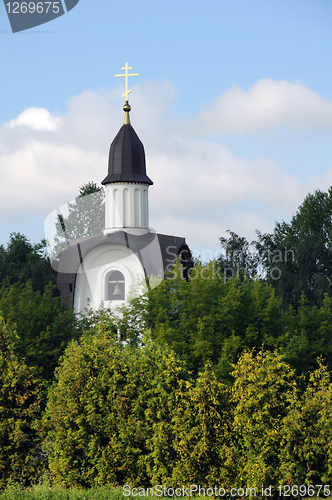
(231, 350), (298, 491)
(44, 324), (189, 487)
(279, 359), (332, 486)
(0, 317), (45, 488)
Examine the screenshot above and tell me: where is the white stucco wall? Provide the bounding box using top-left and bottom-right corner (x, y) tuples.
(73, 242), (147, 315)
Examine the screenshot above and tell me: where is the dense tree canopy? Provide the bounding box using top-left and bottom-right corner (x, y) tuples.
(0, 316), (45, 488)
(118, 260), (332, 382)
(231, 350), (298, 489)
(0, 280), (77, 381)
(217, 189), (332, 310)
(1, 184), (332, 489)
(0, 233), (57, 294)
(279, 360), (332, 485)
(44, 334), (332, 492)
(256, 188), (332, 309)
(44, 325), (189, 488)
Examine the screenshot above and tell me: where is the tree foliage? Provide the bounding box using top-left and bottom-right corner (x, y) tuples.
(0, 233), (57, 294)
(0, 280), (77, 381)
(43, 334), (332, 491)
(44, 325), (189, 488)
(279, 294), (332, 374)
(53, 182), (104, 257)
(171, 365), (234, 488)
(2, 185), (332, 489)
(219, 230), (260, 280)
(279, 359), (332, 486)
(216, 189), (332, 310)
(143, 261), (281, 381)
(256, 188), (332, 309)
(0, 317), (45, 488)
(231, 350), (298, 489)
(116, 260), (332, 381)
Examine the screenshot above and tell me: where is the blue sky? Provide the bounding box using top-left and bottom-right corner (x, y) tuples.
(1, 0), (332, 258)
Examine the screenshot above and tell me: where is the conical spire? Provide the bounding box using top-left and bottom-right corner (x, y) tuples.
(101, 63), (153, 186)
(101, 119), (153, 185)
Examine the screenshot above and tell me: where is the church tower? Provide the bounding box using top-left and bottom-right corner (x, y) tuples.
(56, 64), (192, 314)
(102, 100), (153, 235)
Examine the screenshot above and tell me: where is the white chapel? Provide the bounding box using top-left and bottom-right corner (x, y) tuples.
(57, 64), (192, 314)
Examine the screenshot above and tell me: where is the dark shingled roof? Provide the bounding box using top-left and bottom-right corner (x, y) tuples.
(101, 124), (153, 185)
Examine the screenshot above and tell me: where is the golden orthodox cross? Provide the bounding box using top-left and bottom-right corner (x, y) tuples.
(115, 62), (139, 102)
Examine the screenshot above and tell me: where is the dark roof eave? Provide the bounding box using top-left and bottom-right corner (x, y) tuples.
(101, 174), (153, 185)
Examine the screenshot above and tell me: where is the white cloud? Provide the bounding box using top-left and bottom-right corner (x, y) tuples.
(192, 79), (332, 135)
(0, 141), (103, 219)
(0, 78), (331, 254)
(7, 107), (63, 132)
(148, 139), (307, 250)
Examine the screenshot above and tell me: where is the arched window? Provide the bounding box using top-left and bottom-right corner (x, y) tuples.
(105, 270), (125, 300)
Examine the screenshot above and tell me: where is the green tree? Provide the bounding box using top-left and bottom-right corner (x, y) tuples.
(171, 364), (234, 488)
(0, 233), (57, 295)
(231, 350), (298, 491)
(118, 260), (283, 383)
(0, 316), (45, 488)
(53, 181), (104, 258)
(0, 280), (76, 381)
(255, 188), (332, 309)
(279, 360), (332, 486)
(280, 294), (332, 375)
(219, 230), (260, 280)
(114, 258), (332, 382)
(44, 324), (189, 487)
